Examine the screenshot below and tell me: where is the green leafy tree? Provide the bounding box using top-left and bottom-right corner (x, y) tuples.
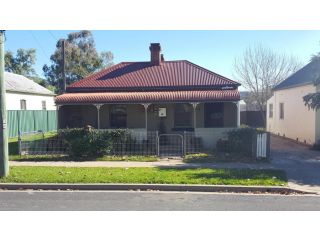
(303, 58), (320, 110)
(43, 30), (114, 88)
(5, 48), (37, 76)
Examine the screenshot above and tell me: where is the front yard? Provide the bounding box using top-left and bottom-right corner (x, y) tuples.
(183, 152), (268, 163)
(0, 166), (287, 186)
(9, 155), (158, 162)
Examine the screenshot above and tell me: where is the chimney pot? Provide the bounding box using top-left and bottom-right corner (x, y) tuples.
(149, 43), (161, 66)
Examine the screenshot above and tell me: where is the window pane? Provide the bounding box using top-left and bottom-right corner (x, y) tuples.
(110, 105), (127, 128)
(269, 104), (273, 118)
(174, 104), (192, 127)
(279, 103), (284, 119)
(42, 101), (46, 110)
(20, 100), (26, 110)
(205, 103), (224, 127)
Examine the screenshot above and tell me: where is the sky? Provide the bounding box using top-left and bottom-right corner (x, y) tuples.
(4, 30), (320, 90)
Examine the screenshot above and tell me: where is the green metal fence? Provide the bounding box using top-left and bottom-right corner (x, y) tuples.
(7, 110), (57, 138)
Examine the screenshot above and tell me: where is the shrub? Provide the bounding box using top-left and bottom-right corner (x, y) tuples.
(58, 128), (130, 157)
(217, 127), (263, 157)
(311, 143), (320, 151)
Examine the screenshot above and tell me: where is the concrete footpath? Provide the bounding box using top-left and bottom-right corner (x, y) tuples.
(10, 159), (273, 169)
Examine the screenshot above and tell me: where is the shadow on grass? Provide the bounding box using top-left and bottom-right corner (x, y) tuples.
(184, 152), (270, 164)
(155, 166), (287, 184)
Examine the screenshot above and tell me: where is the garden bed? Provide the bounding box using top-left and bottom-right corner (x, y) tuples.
(9, 155), (158, 162)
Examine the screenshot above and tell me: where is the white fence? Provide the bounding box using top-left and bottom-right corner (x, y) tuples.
(254, 132), (270, 159)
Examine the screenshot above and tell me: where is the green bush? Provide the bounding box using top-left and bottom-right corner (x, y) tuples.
(217, 127), (263, 157)
(58, 128), (130, 157)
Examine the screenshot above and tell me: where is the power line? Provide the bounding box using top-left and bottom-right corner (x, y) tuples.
(28, 30), (50, 59)
(47, 30), (58, 42)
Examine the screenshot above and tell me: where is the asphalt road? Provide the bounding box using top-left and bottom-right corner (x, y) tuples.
(0, 191), (320, 210)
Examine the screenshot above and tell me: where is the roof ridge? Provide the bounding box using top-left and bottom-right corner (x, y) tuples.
(183, 60), (240, 85)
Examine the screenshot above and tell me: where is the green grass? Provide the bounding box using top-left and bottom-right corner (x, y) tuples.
(9, 155), (158, 162)
(0, 166), (287, 186)
(9, 131), (58, 155)
(184, 152), (268, 163)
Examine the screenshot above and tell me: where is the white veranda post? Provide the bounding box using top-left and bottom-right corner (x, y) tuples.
(191, 102), (199, 129)
(236, 101), (240, 127)
(95, 104), (103, 129)
(142, 103), (150, 132)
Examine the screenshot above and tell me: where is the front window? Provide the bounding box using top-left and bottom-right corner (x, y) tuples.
(269, 103), (273, 118)
(279, 103), (284, 119)
(110, 105), (127, 128)
(42, 100), (47, 110)
(20, 99), (26, 110)
(205, 103), (224, 127)
(174, 104), (192, 128)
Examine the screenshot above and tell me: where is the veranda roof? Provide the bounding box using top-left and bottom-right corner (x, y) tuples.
(55, 90), (240, 105)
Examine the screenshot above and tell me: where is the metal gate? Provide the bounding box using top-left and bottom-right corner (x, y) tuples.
(157, 134), (184, 157)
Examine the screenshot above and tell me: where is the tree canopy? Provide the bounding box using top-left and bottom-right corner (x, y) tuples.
(303, 59), (320, 110)
(5, 48), (37, 76)
(234, 44), (302, 124)
(43, 30), (114, 88)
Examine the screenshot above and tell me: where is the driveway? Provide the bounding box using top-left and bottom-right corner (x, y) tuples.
(271, 135), (320, 193)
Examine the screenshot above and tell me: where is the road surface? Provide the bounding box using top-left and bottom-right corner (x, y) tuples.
(0, 191), (319, 210)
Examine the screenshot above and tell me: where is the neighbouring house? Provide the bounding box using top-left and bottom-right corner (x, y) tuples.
(267, 60), (320, 145)
(55, 43), (241, 150)
(5, 72), (56, 111)
(4, 72), (57, 137)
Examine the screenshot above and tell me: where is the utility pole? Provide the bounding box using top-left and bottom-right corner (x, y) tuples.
(61, 39), (66, 93)
(0, 30), (9, 177)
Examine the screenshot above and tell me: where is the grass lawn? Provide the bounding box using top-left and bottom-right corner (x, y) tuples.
(0, 166), (287, 186)
(9, 131), (58, 155)
(9, 155), (158, 162)
(184, 152), (268, 163)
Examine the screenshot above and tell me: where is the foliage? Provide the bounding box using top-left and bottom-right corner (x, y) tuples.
(311, 142), (320, 151)
(58, 128), (130, 157)
(9, 154), (158, 162)
(0, 166), (287, 186)
(184, 152), (266, 163)
(43, 30), (114, 88)
(303, 59), (320, 110)
(5, 48), (37, 76)
(217, 127), (263, 157)
(234, 44), (302, 124)
(29, 76), (55, 92)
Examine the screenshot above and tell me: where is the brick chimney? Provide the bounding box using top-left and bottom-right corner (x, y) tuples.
(149, 43), (161, 66)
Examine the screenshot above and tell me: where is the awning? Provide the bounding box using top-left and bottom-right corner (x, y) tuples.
(55, 90), (240, 105)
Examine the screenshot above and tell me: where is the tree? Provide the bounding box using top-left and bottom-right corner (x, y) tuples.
(303, 59), (320, 110)
(234, 44), (302, 125)
(43, 30), (114, 88)
(5, 48), (37, 76)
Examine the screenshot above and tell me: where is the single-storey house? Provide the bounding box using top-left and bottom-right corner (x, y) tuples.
(55, 43), (241, 149)
(267, 60), (320, 145)
(5, 72), (56, 110)
(5, 72), (57, 138)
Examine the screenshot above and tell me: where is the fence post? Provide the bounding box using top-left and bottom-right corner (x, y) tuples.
(183, 131), (187, 157)
(156, 130), (159, 156)
(252, 132), (257, 159)
(18, 131), (22, 156)
(266, 132), (271, 160)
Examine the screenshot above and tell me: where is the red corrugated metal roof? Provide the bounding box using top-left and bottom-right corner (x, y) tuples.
(55, 90), (240, 104)
(67, 60), (239, 92)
